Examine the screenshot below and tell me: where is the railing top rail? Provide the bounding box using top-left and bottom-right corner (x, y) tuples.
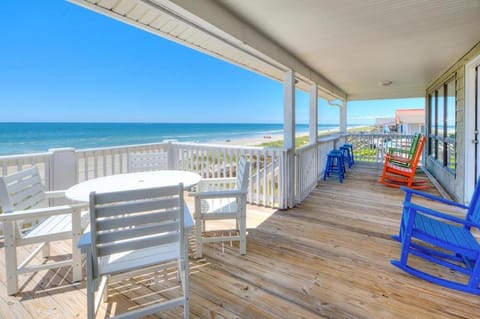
(173, 141), (283, 151)
(317, 133), (344, 143)
(296, 143), (318, 153)
(347, 133), (416, 138)
(0, 152), (52, 161)
(74, 141), (171, 154)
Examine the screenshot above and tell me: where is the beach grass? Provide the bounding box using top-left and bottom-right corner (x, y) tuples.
(256, 126), (375, 148)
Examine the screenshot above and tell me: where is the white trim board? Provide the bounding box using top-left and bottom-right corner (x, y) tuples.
(464, 53), (480, 203)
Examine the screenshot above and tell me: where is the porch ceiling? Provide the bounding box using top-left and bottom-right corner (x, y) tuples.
(70, 0), (480, 101)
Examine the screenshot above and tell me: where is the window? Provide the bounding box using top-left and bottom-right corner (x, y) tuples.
(428, 93), (437, 158)
(446, 79), (456, 170)
(428, 76), (456, 172)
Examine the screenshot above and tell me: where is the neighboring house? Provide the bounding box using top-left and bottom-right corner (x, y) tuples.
(375, 117), (395, 132)
(395, 109), (425, 135)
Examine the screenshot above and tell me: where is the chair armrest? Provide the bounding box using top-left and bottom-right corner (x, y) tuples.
(77, 232), (92, 253)
(401, 186), (469, 209)
(45, 190), (67, 199)
(404, 202), (479, 228)
(0, 203), (87, 222)
(200, 177), (237, 184)
(385, 154), (411, 164)
(190, 189), (244, 199)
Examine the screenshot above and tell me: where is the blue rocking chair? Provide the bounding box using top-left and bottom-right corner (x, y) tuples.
(391, 182), (480, 295)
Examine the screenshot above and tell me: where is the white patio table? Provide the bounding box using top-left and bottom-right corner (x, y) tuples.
(66, 170), (201, 232)
(66, 170), (201, 202)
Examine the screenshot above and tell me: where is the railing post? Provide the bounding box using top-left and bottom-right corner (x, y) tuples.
(167, 142), (178, 170)
(49, 148), (76, 201)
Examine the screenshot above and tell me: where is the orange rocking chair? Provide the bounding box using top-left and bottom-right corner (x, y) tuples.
(379, 135), (428, 189)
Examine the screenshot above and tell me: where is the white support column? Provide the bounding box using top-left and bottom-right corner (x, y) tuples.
(309, 83), (318, 145)
(283, 69), (295, 208)
(309, 83), (319, 184)
(340, 100), (347, 134)
(283, 70), (295, 150)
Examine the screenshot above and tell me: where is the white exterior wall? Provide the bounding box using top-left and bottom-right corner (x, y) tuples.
(425, 41), (480, 202)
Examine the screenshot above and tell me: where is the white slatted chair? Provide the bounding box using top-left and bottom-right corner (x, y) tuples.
(190, 156), (250, 258)
(80, 184), (189, 319)
(0, 167), (87, 295)
(128, 151), (169, 172)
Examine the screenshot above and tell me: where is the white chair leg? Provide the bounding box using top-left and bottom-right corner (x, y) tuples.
(103, 277), (109, 303)
(87, 287), (95, 319)
(195, 214), (203, 258)
(183, 237), (190, 319)
(72, 213), (83, 282)
(42, 243), (51, 258)
(239, 210), (246, 255)
(4, 223), (19, 295)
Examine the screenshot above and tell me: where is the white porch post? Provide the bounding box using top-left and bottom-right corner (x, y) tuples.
(283, 69), (295, 208)
(309, 83), (318, 144)
(309, 83), (319, 185)
(340, 100), (347, 134)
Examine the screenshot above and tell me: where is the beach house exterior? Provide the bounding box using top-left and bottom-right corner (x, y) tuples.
(425, 42), (480, 203)
(1, 1), (480, 317)
(66, 0), (480, 205)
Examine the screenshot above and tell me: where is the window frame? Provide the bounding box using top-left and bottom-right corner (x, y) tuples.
(428, 75), (456, 174)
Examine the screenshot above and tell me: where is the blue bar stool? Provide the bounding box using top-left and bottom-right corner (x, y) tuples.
(323, 150), (345, 182)
(343, 143), (355, 165)
(340, 145), (353, 168)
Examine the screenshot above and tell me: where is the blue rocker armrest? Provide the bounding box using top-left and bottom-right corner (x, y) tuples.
(404, 202), (480, 229)
(400, 186), (469, 210)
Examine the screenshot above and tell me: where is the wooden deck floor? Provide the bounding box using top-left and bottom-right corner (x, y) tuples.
(1, 163), (479, 318)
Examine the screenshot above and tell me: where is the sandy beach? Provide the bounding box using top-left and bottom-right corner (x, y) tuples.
(211, 133), (285, 146)
(210, 125), (373, 146)
(210, 132), (317, 146)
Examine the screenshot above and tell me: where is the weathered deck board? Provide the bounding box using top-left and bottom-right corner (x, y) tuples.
(0, 163), (479, 318)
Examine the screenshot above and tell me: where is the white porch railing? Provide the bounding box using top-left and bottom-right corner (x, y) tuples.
(345, 133), (417, 163)
(0, 133), (416, 210)
(0, 152), (52, 187)
(293, 133), (417, 204)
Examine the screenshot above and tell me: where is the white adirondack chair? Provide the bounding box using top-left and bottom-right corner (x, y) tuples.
(190, 156), (250, 258)
(80, 184), (189, 319)
(128, 151), (169, 172)
(0, 166), (88, 295)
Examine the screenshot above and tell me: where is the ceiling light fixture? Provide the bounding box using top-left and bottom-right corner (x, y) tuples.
(379, 80), (393, 87)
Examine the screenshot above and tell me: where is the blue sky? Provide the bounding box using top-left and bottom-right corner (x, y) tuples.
(0, 1), (424, 124)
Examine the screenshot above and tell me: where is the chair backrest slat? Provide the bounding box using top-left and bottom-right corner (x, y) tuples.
(96, 209), (179, 231)
(98, 232), (180, 256)
(89, 184), (184, 260)
(0, 167), (45, 212)
(97, 221), (179, 244)
(408, 133), (421, 156)
(409, 136), (425, 171)
(128, 152), (169, 172)
(236, 156), (251, 193)
(93, 185), (180, 205)
(95, 197), (179, 218)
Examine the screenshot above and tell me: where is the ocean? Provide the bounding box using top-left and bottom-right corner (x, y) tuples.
(0, 122), (347, 156)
